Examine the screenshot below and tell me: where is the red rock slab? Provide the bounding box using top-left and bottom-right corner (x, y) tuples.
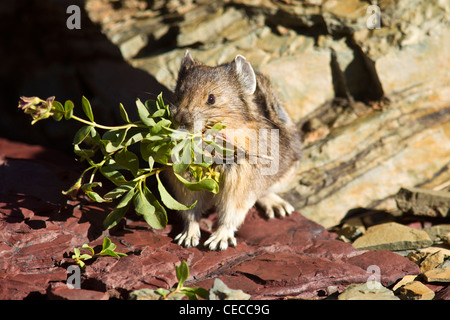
(0, 138), (422, 299)
(0, 269), (67, 300)
(47, 283), (109, 300)
(345, 250), (421, 287)
(435, 285), (450, 300)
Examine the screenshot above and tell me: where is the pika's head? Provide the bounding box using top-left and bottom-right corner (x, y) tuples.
(172, 51), (257, 132)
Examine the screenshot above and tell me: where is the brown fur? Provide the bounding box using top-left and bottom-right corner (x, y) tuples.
(167, 51), (302, 250)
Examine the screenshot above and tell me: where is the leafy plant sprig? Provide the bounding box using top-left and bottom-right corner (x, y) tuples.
(155, 261), (208, 300)
(18, 94), (226, 230)
(72, 237), (127, 269)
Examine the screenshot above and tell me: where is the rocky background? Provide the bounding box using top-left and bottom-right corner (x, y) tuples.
(0, 0), (449, 300)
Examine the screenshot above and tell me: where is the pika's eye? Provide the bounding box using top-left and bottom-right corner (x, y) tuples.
(206, 94), (215, 105)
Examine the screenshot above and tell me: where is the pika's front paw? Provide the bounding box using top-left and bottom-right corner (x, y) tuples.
(204, 226), (237, 251)
(174, 222), (201, 248)
(256, 193), (294, 219)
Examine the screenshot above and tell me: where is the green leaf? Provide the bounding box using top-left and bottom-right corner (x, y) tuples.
(134, 185), (167, 229)
(81, 244), (95, 256)
(149, 196), (167, 229)
(99, 159), (128, 186)
(151, 108), (166, 118)
(73, 248), (80, 258)
(82, 182), (110, 203)
(102, 140), (123, 154)
(155, 288), (170, 297)
(136, 98), (156, 127)
(102, 127), (129, 147)
(180, 141), (192, 166)
(156, 173), (196, 210)
(181, 287), (209, 300)
(100, 249), (120, 257)
(171, 139), (188, 158)
(82, 96), (94, 122)
(150, 119), (171, 135)
(52, 101), (64, 121)
(140, 141), (151, 163)
(64, 100), (74, 120)
(86, 190), (109, 203)
(115, 252), (127, 257)
(123, 127), (151, 147)
(153, 142), (172, 165)
(86, 126), (101, 145)
(104, 181), (137, 200)
(173, 173), (219, 194)
(74, 144), (96, 161)
(102, 237), (112, 251)
(79, 254), (93, 260)
(119, 103), (131, 123)
(101, 127), (130, 153)
(73, 125), (92, 145)
(114, 148), (139, 177)
(173, 161), (189, 174)
(62, 174), (83, 196)
(189, 165), (203, 181)
(209, 123), (227, 131)
(156, 93), (167, 112)
(103, 188), (135, 229)
(145, 99), (159, 114)
(172, 139), (191, 174)
(148, 156), (155, 172)
(176, 261), (189, 287)
(134, 187), (154, 218)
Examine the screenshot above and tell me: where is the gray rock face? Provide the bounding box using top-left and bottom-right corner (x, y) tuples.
(396, 187), (450, 218)
(87, 0), (450, 227)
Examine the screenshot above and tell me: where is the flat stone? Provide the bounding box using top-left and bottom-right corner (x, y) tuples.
(435, 285), (450, 300)
(48, 286), (109, 300)
(208, 278), (251, 300)
(423, 224), (450, 242)
(420, 251), (446, 273)
(392, 275), (418, 291)
(407, 251), (427, 265)
(395, 187), (450, 218)
(128, 288), (164, 300)
(423, 267), (450, 283)
(352, 222), (433, 251)
(345, 250), (420, 287)
(395, 281), (435, 300)
(442, 233), (450, 245)
(339, 217), (366, 241)
(338, 283), (399, 300)
(419, 246), (450, 258)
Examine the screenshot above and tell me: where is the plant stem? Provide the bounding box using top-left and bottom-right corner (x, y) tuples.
(163, 287), (182, 300)
(133, 165), (173, 183)
(71, 114), (141, 130)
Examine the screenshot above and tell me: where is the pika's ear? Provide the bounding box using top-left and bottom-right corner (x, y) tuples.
(234, 55), (257, 94)
(180, 50), (195, 69)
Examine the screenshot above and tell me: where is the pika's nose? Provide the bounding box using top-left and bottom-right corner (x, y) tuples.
(173, 110), (190, 128)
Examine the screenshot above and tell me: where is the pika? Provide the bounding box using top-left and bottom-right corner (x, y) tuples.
(167, 51), (302, 250)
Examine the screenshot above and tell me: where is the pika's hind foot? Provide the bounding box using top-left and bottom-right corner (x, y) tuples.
(204, 226), (237, 251)
(256, 193), (294, 219)
(174, 222), (201, 248)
